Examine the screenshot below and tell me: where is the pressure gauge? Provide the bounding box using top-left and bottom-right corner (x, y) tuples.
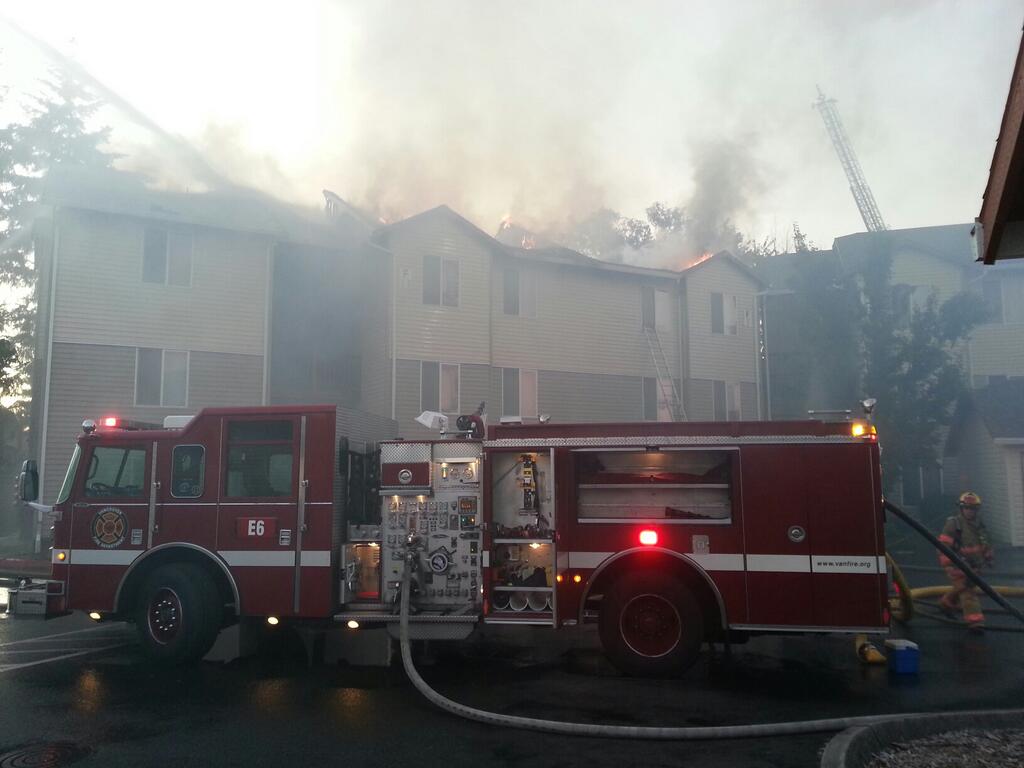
(428, 548), (452, 574)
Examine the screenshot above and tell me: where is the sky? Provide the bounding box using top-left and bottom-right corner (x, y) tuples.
(0, 0), (1021, 254)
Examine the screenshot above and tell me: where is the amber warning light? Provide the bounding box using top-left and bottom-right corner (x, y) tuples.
(639, 529), (659, 546)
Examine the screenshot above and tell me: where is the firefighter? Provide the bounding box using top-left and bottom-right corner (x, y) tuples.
(937, 491), (994, 633)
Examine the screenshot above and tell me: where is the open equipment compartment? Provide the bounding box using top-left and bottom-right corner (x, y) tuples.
(487, 450), (556, 623)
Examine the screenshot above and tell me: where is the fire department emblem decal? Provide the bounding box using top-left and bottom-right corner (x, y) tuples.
(91, 507), (128, 549)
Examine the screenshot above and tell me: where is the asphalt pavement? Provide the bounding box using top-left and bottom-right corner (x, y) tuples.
(0, 589), (1021, 768)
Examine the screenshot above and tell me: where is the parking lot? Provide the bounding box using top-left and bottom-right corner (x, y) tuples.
(2, 579), (1022, 768)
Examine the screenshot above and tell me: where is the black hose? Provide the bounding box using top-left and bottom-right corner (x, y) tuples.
(883, 499), (1024, 627)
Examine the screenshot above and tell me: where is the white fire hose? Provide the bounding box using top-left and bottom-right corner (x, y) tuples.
(397, 547), (1021, 740)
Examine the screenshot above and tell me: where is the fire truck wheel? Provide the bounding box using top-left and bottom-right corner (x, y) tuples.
(599, 572), (704, 677)
(135, 564), (222, 664)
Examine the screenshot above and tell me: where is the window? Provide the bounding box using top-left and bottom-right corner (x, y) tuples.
(136, 349), (188, 407)
(711, 292), (724, 334)
(575, 449), (732, 523)
(503, 268), (536, 317)
(143, 226), (192, 286)
(84, 446), (147, 498)
(225, 420), (294, 498)
(423, 255), (459, 306)
(501, 368), (538, 418)
(420, 362), (460, 413)
(504, 268), (519, 315)
(724, 295), (738, 335)
(712, 380), (727, 421)
(711, 293), (739, 335)
(171, 445), (205, 498)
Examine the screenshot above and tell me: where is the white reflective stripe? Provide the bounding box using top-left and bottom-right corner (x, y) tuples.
(69, 550), (140, 566)
(482, 551), (490, 568)
(556, 552), (569, 570)
(686, 553), (744, 571)
(746, 554), (810, 573)
(218, 551), (295, 567)
(811, 555), (878, 574)
(299, 551), (331, 567)
(568, 552), (614, 569)
(878, 556), (887, 574)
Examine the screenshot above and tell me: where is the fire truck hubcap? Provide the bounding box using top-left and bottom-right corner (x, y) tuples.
(619, 593), (682, 658)
(148, 588), (182, 644)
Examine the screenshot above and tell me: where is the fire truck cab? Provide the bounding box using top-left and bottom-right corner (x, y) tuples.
(16, 405), (887, 675)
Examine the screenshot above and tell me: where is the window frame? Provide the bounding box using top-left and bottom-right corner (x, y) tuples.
(142, 225), (194, 287)
(170, 444), (206, 499)
(422, 255), (460, 307)
(135, 348), (190, 408)
(419, 361), (461, 414)
(501, 367), (538, 418)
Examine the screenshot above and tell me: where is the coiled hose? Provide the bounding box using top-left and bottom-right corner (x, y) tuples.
(397, 553), (1019, 740)
(397, 499), (1024, 740)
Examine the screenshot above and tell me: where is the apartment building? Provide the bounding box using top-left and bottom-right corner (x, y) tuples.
(29, 177), (766, 498)
(29, 170), (378, 501)
(370, 206), (763, 437)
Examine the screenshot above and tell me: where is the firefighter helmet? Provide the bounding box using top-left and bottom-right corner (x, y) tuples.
(958, 491), (982, 508)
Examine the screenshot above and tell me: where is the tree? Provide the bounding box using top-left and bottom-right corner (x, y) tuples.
(858, 255), (987, 492)
(1, 68), (114, 403)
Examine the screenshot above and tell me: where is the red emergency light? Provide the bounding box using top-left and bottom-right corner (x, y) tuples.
(102, 417), (119, 427)
(638, 529), (659, 546)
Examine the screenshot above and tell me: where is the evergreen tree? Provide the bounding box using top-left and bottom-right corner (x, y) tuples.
(1, 67), (114, 403)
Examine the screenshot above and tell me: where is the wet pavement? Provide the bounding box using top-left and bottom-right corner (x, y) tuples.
(0, 593), (1021, 768)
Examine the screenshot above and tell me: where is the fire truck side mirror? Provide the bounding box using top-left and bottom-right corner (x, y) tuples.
(19, 459), (39, 502)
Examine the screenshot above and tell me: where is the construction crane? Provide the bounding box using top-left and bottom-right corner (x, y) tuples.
(813, 86), (888, 232)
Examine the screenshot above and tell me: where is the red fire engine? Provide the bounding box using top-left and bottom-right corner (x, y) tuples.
(11, 405), (887, 674)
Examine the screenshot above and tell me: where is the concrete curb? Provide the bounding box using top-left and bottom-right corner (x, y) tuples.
(821, 709), (1024, 768)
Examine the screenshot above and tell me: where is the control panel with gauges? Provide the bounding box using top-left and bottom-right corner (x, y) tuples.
(379, 443), (483, 610)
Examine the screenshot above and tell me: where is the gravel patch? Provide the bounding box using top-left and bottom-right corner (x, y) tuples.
(867, 728), (1024, 768)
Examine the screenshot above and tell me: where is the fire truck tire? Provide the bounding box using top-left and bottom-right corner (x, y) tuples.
(599, 571), (704, 677)
(135, 564), (222, 664)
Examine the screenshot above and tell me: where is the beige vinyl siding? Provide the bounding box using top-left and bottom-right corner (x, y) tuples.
(889, 251), (964, 304)
(492, 259), (678, 378)
(188, 351), (263, 407)
(969, 324), (1024, 380)
(953, 414), (1013, 544)
(387, 219), (491, 364)
(41, 342), (263, 500)
(53, 208), (268, 355)
(537, 370), (642, 422)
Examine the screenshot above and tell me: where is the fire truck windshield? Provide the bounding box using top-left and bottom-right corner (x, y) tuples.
(55, 445), (81, 504)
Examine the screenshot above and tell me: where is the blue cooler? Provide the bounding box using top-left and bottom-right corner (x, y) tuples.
(884, 639), (920, 674)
